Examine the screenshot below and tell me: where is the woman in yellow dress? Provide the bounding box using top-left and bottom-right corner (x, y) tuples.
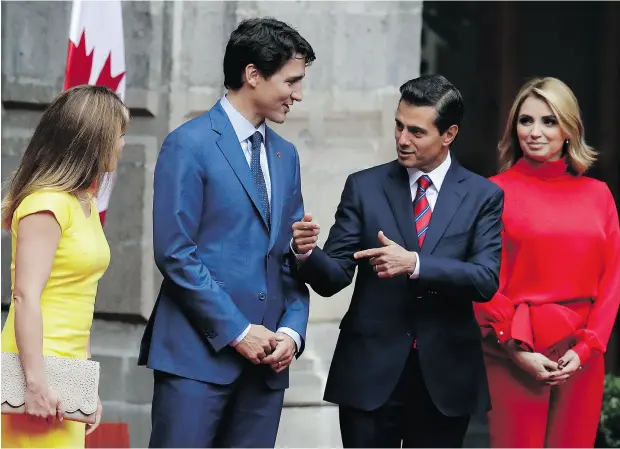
(1, 85), (130, 448)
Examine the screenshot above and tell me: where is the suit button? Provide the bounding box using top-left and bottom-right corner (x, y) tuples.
(499, 331), (504, 336)
(258, 292), (266, 301)
(406, 331), (412, 337)
(416, 295), (423, 300)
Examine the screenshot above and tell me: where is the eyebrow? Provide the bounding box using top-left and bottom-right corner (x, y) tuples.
(519, 113), (557, 120)
(285, 74), (305, 83)
(395, 118), (427, 134)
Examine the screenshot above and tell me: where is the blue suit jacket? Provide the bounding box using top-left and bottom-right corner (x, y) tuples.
(138, 101), (310, 389)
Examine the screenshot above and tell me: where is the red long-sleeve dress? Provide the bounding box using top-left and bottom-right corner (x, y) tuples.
(474, 156), (620, 447)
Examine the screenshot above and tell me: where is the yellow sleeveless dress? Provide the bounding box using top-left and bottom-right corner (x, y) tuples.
(1, 190), (110, 448)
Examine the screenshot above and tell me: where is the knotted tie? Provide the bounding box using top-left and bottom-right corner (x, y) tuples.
(413, 175), (432, 247)
(249, 131), (270, 228)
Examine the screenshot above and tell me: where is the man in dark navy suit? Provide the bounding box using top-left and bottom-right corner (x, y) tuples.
(292, 75), (504, 448)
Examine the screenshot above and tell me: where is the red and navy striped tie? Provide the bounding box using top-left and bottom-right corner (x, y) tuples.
(414, 175), (432, 247)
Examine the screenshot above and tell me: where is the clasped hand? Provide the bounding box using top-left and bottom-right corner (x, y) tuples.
(234, 325), (296, 373)
(508, 341), (581, 386)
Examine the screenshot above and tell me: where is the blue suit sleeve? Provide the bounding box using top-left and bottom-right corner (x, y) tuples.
(153, 133), (250, 352)
(278, 146), (311, 356)
(418, 188), (504, 302)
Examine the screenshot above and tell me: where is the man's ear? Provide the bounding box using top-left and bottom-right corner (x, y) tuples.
(443, 124), (459, 147)
(244, 64), (260, 88)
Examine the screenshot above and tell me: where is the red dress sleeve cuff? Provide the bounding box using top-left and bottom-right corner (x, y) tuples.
(474, 292), (516, 344)
(490, 320), (512, 344)
(571, 341), (592, 365)
(572, 329), (604, 366)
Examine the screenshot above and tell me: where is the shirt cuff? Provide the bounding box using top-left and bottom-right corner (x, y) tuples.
(290, 238), (312, 260)
(230, 324), (251, 347)
(571, 341), (592, 366)
(409, 252), (420, 279)
(277, 327), (301, 353)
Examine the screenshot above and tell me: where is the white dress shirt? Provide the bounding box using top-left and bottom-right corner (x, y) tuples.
(408, 152), (452, 277)
(220, 95), (301, 351)
(220, 95), (271, 202)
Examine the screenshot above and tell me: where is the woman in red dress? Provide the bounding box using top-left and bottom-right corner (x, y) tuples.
(475, 77), (620, 448)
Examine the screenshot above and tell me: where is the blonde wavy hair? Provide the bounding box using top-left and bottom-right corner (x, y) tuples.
(2, 85), (130, 229)
(498, 77), (596, 174)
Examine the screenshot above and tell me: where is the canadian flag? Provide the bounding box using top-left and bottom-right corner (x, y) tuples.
(64, 0), (126, 225)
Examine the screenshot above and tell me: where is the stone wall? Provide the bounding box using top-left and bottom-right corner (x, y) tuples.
(1, 2), (436, 446)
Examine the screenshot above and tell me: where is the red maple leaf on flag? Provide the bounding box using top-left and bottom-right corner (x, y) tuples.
(96, 53), (125, 92)
(64, 31), (94, 89)
(64, 30), (126, 92)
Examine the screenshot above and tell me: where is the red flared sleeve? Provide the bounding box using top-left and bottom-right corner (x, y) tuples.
(572, 187), (620, 365)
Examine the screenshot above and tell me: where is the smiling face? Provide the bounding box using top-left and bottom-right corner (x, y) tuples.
(394, 101), (458, 172)
(516, 95), (568, 164)
(250, 56), (306, 124)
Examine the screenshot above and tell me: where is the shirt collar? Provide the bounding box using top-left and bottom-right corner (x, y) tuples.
(407, 152), (452, 192)
(220, 94), (266, 144)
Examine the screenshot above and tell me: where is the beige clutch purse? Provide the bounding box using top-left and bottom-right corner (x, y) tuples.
(1, 352), (100, 424)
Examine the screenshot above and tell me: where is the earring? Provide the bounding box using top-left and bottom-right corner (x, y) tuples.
(562, 139), (570, 156)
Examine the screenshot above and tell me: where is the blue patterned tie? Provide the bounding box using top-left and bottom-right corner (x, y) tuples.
(249, 131), (270, 228)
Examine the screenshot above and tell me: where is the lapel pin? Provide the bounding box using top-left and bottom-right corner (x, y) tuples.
(277, 152), (281, 158)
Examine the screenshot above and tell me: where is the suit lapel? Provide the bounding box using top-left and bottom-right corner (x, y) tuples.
(265, 127), (283, 252)
(383, 162), (420, 252)
(211, 101), (270, 230)
(420, 161), (468, 254)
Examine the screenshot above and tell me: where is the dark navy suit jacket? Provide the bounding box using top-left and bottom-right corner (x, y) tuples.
(295, 158), (504, 416)
(138, 101), (310, 390)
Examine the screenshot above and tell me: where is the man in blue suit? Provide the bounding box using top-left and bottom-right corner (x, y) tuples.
(292, 75), (504, 448)
(138, 18), (315, 448)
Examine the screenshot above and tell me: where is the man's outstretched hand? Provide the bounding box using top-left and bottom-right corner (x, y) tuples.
(354, 231), (417, 278)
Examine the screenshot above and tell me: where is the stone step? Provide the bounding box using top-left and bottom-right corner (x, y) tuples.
(277, 405), (341, 448)
(100, 401), (489, 449)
